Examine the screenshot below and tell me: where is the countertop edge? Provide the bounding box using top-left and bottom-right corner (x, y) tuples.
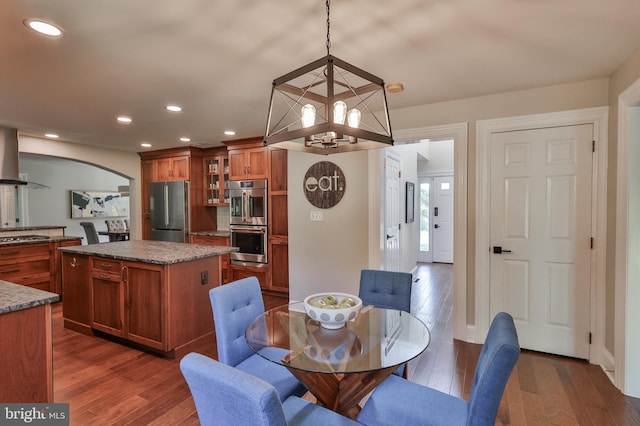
(0, 281), (60, 315)
(58, 240), (238, 265)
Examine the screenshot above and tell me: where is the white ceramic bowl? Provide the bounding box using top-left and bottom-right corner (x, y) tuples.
(303, 292), (362, 329)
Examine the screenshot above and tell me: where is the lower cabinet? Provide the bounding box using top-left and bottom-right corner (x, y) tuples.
(62, 252), (221, 356)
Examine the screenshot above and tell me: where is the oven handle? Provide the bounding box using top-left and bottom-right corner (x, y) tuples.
(231, 226), (266, 234)
(243, 192), (249, 223)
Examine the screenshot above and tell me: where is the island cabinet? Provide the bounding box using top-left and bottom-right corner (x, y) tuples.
(60, 241), (235, 357)
(0, 243), (53, 291)
(91, 258), (165, 349)
(0, 237), (82, 294)
(0, 281), (59, 403)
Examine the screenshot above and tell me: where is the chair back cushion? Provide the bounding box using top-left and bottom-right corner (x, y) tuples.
(359, 269), (412, 312)
(209, 276), (265, 367)
(180, 352), (287, 426)
(80, 222), (100, 244)
(468, 312), (520, 426)
(105, 219), (126, 232)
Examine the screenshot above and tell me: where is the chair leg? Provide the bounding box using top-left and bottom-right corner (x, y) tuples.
(402, 362), (408, 379)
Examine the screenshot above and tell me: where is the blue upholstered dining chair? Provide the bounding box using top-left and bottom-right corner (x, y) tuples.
(359, 269), (412, 312)
(357, 312), (520, 426)
(359, 269), (413, 377)
(209, 276), (306, 401)
(180, 352), (360, 426)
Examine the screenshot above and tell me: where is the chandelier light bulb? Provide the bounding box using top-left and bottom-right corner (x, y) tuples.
(347, 108), (361, 128)
(333, 101), (347, 125)
(301, 104), (316, 128)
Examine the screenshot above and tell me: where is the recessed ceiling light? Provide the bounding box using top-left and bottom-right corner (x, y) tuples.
(45, 133), (59, 139)
(117, 116), (132, 124)
(165, 105), (182, 112)
(24, 19), (63, 37)
(180, 137), (191, 142)
(386, 83), (404, 93)
(224, 130), (236, 136)
(140, 143), (152, 148)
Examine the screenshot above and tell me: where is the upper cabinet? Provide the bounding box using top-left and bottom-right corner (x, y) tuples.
(204, 153), (230, 206)
(225, 138), (268, 180)
(155, 155), (190, 181)
(139, 147), (217, 237)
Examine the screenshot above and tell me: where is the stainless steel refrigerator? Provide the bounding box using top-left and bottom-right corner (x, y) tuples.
(150, 180), (189, 242)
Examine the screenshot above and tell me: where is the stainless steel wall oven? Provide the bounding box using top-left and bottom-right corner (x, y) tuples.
(229, 225), (268, 267)
(229, 179), (268, 267)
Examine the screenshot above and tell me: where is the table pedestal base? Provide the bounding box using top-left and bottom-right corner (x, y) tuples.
(287, 366), (397, 419)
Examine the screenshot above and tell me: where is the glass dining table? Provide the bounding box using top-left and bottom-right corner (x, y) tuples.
(245, 302), (431, 419)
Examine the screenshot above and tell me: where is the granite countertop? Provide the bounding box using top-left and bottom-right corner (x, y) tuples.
(58, 240), (238, 265)
(190, 230), (231, 237)
(0, 280), (59, 315)
(0, 235), (82, 247)
(0, 226), (66, 231)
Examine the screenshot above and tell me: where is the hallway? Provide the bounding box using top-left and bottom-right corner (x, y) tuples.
(407, 262), (640, 425)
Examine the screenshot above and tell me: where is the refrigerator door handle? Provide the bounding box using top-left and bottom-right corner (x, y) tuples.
(164, 184), (170, 226)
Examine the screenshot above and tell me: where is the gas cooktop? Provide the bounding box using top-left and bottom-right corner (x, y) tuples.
(0, 235), (49, 243)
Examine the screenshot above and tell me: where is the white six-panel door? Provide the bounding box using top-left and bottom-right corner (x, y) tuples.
(489, 124), (593, 359)
(384, 153), (401, 272)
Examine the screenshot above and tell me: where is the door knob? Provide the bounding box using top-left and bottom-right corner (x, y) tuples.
(434, 224), (439, 229)
(493, 246), (512, 254)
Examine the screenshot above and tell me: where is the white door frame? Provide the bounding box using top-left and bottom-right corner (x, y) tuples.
(615, 78), (640, 397)
(392, 123), (468, 340)
(476, 107), (608, 363)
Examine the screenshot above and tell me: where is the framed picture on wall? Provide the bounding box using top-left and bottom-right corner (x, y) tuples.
(71, 190), (129, 218)
(405, 182), (415, 223)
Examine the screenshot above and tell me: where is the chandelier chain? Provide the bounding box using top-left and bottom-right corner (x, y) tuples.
(326, 0), (331, 55)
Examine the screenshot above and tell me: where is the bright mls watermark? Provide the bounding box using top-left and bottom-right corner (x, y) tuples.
(1, 404), (69, 425)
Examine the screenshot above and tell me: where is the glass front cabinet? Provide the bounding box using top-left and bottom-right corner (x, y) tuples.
(203, 155), (229, 206)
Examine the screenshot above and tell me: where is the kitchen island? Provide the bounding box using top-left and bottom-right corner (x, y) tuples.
(59, 240), (237, 357)
(0, 280), (59, 402)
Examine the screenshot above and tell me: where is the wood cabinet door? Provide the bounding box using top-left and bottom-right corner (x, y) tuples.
(228, 149), (248, 180)
(125, 263), (164, 350)
(155, 158), (174, 181)
(246, 148), (267, 179)
(269, 148), (287, 192)
(91, 272), (125, 337)
(171, 156), (190, 180)
(269, 240), (289, 292)
(61, 253), (91, 327)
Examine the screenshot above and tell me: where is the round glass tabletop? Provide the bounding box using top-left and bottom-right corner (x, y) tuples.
(245, 302), (431, 374)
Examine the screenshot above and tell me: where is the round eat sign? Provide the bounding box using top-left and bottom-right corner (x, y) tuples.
(303, 161), (346, 209)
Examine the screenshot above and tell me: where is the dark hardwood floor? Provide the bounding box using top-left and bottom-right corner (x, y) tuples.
(51, 264), (640, 425)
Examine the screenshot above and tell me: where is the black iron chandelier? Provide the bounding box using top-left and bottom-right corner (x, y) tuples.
(264, 0), (394, 155)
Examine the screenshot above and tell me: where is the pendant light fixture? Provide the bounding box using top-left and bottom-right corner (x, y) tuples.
(264, 0), (394, 155)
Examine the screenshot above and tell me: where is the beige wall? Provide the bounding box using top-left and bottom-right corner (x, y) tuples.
(18, 136), (142, 240)
(288, 150), (370, 301)
(389, 78), (609, 323)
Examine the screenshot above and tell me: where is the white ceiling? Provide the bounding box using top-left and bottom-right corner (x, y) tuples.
(2, 0), (640, 153)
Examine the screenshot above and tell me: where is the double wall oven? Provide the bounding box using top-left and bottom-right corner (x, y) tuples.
(229, 180), (268, 267)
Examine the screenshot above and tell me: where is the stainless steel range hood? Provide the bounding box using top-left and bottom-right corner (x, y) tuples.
(0, 126), (48, 188)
